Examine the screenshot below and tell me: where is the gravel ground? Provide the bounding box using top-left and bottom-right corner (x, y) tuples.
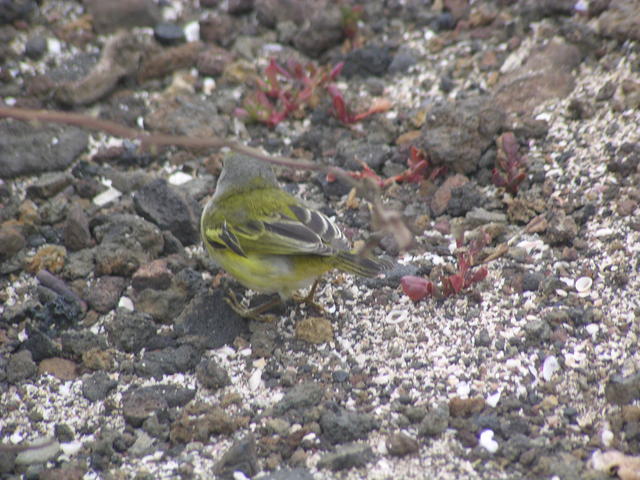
(1, 1), (640, 479)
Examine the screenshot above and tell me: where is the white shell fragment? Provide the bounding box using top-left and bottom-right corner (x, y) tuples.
(575, 276), (593, 293)
(479, 430), (499, 453)
(542, 355), (560, 382)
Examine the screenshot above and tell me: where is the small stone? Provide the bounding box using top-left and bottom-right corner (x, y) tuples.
(196, 46), (235, 77)
(196, 358), (231, 390)
(295, 316), (333, 344)
(84, 276), (126, 314)
(122, 385), (195, 427)
(317, 443), (374, 471)
(0, 225), (25, 260)
(24, 34), (47, 59)
(386, 432), (419, 457)
(26, 173), (73, 199)
(605, 373), (640, 406)
(418, 402), (450, 437)
(135, 344), (200, 379)
(449, 397), (486, 418)
(132, 259), (171, 291)
(214, 435), (258, 479)
(134, 286), (186, 323)
(15, 437), (60, 466)
(26, 245), (67, 274)
(320, 408), (377, 445)
(6, 350), (38, 383)
(105, 310), (157, 353)
(133, 179), (199, 246)
(38, 358), (78, 381)
(63, 204), (92, 251)
(153, 22), (185, 46)
(274, 383), (324, 414)
(82, 371), (118, 402)
(85, 0), (161, 34)
(175, 290), (249, 349)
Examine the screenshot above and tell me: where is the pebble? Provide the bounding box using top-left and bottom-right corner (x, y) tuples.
(418, 403), (449, 437)
(386, 432), (419, 457)
(133, 179), (200, 246)
(479, 430), (499, 454)
(153, 22), (185, 46)
(320, 408), (377, 445)
(15, 437), (60, 466)
(317, 443), (374, 471)
(196, 358), (231, 390)
(6, 350), (37, 384)
(82, 371), (118, 402)
(213, 435), (258, 479)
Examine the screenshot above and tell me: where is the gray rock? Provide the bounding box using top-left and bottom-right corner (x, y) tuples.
(105, 309), (157, 353)
(82, 371), (118, 402)
(0, 121), (88, 178)
(84, 0), (161, 34)
(6, 350), (37, 383)
(417, 96), (505, 174)
(418, 402), (450, 437)
(62, 248), (95, 279)
(15, 437), (60, 466)
(122, 384), (195, 427)
(135, 344), (200, 379)
(258, 468), (314, 480)
(214, 435), (258, 480)
(196, 358), (231, 390)
(134, 286), (186, 323)
(605, 373), (640, 405)
(61, 330), (108, 359)
(317, 443), (374, 471)
(26, 172), (73, 199)
(386, 432), (419, 457)
(274, 383), (325, 414)
(320, 408), (377, 445)
(133, 179), (199, 246)
(84, 276), (126, 314)
(465, 208), (508, 226)
(63, 204), (92, 251)
(293, 8), (344, 58)
(175, 290), (249, 349)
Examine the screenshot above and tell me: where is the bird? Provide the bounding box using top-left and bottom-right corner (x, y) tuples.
(200, 153), (390, 318)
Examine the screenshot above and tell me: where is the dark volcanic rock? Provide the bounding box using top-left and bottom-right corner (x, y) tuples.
(133, 179), (200, 246)
(0, 121), (88, 178)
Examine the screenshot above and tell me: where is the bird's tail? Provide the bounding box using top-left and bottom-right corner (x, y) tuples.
(334, 251), (392, 277)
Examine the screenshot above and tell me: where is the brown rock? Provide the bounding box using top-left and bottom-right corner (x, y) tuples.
(138, 42), (204, 83)
(449, 396), (486, 417)
(196, 46), (235, 77)
(386, 432), (419, 457)
(431, 174), (468, 216)
(295, 317), (333, 344)
(26, 173), (73, 199)
(39, 358), (78, 381)
(132, 259), (171, 291)
(0, 225), (25, 260)
(27, 245), (67, 274)
(84, 276), (126, 314)
(85, 0), (161, 34)
(598, 0), (640, 42)
(200, 13), (235, 47)
(63, 204), (92, 251)
(494, 40), (581, 117)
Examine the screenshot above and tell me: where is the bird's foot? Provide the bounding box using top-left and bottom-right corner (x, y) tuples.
(225, 290), (281, 322)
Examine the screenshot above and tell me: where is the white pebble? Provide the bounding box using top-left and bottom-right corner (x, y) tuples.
(575, 276), (592, 293)
(168, 171), (192, 185)
(118, 296), (134, 311)
(486, 391), (501, 408)
(93, 187), (122, 206)
(542, 355), (560, 382)
(601, 428), (614, 447)
(248, 369), (262, 391)
(479, 430), (499, 453)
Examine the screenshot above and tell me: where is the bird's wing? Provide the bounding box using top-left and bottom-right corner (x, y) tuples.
(203, 204), (347, 257)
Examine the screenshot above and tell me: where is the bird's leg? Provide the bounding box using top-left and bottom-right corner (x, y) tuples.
(293, 280), (324, 314)
(225, 290), (281, 322)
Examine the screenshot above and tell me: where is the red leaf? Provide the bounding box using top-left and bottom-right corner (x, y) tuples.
(401, 276), (433, 302)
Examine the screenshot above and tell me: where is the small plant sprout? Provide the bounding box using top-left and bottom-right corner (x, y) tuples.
(492, 132), (527, 195)
(401, 231), (489, 302)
